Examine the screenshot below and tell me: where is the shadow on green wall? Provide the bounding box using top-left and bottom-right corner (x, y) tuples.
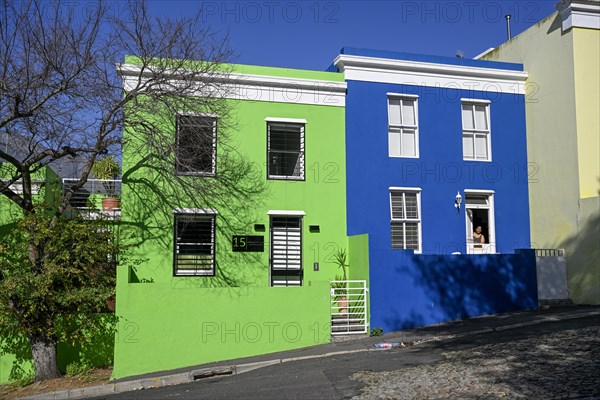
(1, 314), (116, 382)
(121, 148), (269, 288)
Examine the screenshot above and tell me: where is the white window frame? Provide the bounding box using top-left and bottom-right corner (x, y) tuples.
(266, 119), (305, 181)
(389, 187), (422, 253)
(175, 112), (217, 176)
(461, 99), (492, 162)
(387, 93), (419, 158)
(464, 189), (496, 254)
(173, 210), (217, 276)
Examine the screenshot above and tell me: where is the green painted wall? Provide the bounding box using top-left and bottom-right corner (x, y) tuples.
(348, 234), (370, 329)
(349, 235), (369, 283)
(482, 13), (600, 305)
(112, 283), (331, 378)
(114, 64), (347, 378)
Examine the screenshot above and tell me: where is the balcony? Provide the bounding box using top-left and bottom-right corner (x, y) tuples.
(62, 178), (122, 220)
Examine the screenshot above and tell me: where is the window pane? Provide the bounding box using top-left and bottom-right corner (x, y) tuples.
(388, 128), (402, 157)
(404, 192), (418, 219)
(269, 152), (302, 177)
(177, 115), (215, 174)
(402, 100), (415, 126)
(405, 223), (419, 251)
(465, 195), (488, 205)
(463, 134), (474, 159)
(475, 134), (488, 159)
(175, 215), (215, 274)
(390, 192), (404, 219)
(401, 130), (416, 157)
(388, 99), (401, 125)
(268, 123), (304, 178)
(462, 105), (474, 129)
(269, 125), (301, 152)
(474, 105), (488, 130)
(391, 221), (404, 248)
(390, 190), (421, 251)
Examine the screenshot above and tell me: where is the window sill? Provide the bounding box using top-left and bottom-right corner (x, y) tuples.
(176, 172), (216, 177)
(389, 155), (420, 159)
(462, 158), (492, 163)
(174, 271), (215, 277)
(268, 176), (305, 181)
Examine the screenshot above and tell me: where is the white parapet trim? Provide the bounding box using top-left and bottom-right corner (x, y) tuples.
(557, 0), (600, 31)
(333, 54), (528, 95)
(117, 64), (347, 107)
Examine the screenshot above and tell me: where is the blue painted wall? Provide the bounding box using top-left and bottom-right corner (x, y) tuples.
(343, 54), (534, 331)
(346, 81), (530, 253)
(368, 246), (538, 331)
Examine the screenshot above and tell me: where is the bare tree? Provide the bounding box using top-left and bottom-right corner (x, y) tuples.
(0, 0), (262, 381)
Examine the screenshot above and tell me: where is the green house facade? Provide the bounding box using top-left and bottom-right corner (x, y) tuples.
(113, 63), (348, 379)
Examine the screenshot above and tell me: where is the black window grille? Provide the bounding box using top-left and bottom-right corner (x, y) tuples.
(176, 114), (217, 176)
(267, 122), (304, 180)
(270, 216), (303, 286)
(174, 213), (216, 276)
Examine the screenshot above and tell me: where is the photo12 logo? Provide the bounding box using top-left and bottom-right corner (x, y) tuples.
(201, 321), (328, 344)
(400, 1), (542, 24)
(200, 2), (340, 24)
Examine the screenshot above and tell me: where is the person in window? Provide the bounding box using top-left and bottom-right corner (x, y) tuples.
(473, 225), (485, 244)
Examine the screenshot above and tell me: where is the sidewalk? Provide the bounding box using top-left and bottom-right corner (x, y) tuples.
(21, 305), (600, 400)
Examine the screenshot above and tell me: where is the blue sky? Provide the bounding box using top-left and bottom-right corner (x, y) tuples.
(147, 0), (558, 70)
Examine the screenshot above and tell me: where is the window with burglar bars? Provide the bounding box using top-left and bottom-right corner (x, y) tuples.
(461, 101), (491, 161)
(388, 95), (419, 158)
(267, 122), (305, 180)
(175, 114), (217, 176)
(270, 216), (303, 286)
(390, 190), (421, 251)
(174, 213), (216, 276)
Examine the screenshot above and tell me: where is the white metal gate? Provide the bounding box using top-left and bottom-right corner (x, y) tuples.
(330, 280), (368, 335)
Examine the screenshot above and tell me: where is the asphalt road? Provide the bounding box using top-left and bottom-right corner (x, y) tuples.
(91, 315), (599, 400)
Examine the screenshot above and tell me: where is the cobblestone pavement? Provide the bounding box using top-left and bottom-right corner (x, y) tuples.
(352, 326), (600, 400)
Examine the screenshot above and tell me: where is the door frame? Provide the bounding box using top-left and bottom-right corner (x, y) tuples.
(464, 190), (496, 254)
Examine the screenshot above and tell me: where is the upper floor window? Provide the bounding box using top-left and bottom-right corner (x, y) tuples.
(390, 188), (421, 252)
(266, 118), (305, 180)
(388, 94), (419, 158)
(461, 100), (491, 161)
(174, 210), (216, 276)
(175, 114), (217, 176)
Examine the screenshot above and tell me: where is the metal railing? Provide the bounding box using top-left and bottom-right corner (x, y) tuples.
(535, 249), (565, 257)
(467, 241), (497, 254)
(330, 280), (368, 336)
(62, 178), (122, 220)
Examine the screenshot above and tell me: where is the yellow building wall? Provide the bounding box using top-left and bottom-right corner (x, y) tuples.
(482, 13), (600, 305)
(570, 27), (600, 305)
(572, 27), (600, 199)
(482, 13), (580, 249)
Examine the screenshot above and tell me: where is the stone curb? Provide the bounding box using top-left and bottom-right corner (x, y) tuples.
(18, 310), (600, 400)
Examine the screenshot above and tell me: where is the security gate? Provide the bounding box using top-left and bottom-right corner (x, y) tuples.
(330, 280), (368, 335)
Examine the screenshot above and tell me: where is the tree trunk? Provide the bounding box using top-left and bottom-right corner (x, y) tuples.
(29, 334), (61, 381)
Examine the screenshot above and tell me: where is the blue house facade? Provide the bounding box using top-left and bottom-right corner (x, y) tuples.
(334, 48), (538, 332)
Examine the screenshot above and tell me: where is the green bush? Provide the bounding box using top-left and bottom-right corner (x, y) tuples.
(370, 327), (383, 337)
(66, 361), (92, 376)
(15, 371), (35, 387)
